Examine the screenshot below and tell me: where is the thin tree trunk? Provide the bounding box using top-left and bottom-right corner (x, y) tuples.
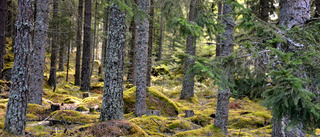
(66, 42), (70, 81)
(48, 0), (59, 88)
(135, 0), (149, 117)
(127, 18), (137, 85)
(58, 45), (65, 71)
(180, 0), (198, 100)
(4, 0), (33, 135)
(157, 15), (164, 62)
(75, 0), (84, 86)
(28, 0), (49, 105)
(214, 1), (235, 135)
(99, 4), (126, 121)
(147, 0), (154, 87)
(0, 0), (7, 79)
(80, 0), (92, 91)
(90, 0), (98, 76)
(260, 0), (269, 22)
(101, 6), (109, 72)
(216, 1), (222, 57)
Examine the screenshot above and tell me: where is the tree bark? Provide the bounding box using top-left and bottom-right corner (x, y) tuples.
(101, 6), (109, 71)
(4, 0), (33, 135)
(279, 0), (311, 29)
(0, 0), (7, 79)
(180, 0), (198, 100)
(99, 4), (126, 121)
(147, 0), (154, 87)
(58, 44), (65, 71)
(28, 0), (49, 105)
(157, 15), (164, 62)
(75, 0), (84, 86)
(135, 0), (149, 117)
(272, 0), (311, 136)
(216, 1), (222, 57)
(127, 18), (137, 85)
(90, 0), (98, 77)
(259, 0), (269, 22)
(48, 0), (59, 88)
(80, 0), (92, 91)
(214, 1), (235, 135)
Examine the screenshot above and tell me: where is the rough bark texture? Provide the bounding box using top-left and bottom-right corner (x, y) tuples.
(135, 0), (149, 117)
(28, 0), (49, 105)
(75, 0), (83, 86)
(127, 18), (137, 86)
(0, 0), (7, 79)
(48, 0), (59, 88)
(180, 0), (198, 100)
(99, 5), (126, 121)
(272, 0), (311, 136)
(4, 0), (33, 135)
(101, 6), (109, 70)
(58, 44), (65, 71)
(80, 0), (92, 91)
(214, 1), (235, 135)
(157, 15), (164, 62)
(279, 0), (311, 29)
(147, 0), (154, 87)
(315, 0), (320, 18)
(216, 1), (222, 57)
(259, 0), (269, 22)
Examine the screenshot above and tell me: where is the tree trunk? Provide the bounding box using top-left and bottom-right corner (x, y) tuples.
(180, 0), (198, 100)
(80, 0), (92, 91)
(90, 0), (98, 77)
(272, 0), (311, 136)
(259, 0), (269, 22)
(48, 0), (59, 88)
(216, 1), (222, 57)
(315, 0), (320, 18)
(157, 15), (164, 62)
(4, 0), (33, 135)
(99, 4), (126, 121)
(279, 0), (311, 29)
(28, 0), (49, 105)
(135, 0), (149, 117)
(75, 0), (84, 86)
(214, 1), (235, 135)
(5, 0), (15, 40)
(127, 18), (137, 85)
(147, 0), (154, 87)
(101, 6), (109, 71)
(0, 0), (7, 79)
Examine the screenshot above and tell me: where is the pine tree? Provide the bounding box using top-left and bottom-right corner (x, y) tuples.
(75, 0), (84, 86)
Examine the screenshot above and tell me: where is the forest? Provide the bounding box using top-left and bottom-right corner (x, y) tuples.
(0, 0), (320, 136)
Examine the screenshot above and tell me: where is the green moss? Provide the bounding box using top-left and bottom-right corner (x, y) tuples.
(63, 97), (80, 104)
(130, 115), (166, 133)
(168, 120), (192, 130)
(173, 125), (224, 137)
(187, 94), (199, 104)
(76, 105), (89, 111)
(0, 104), (6, 110)
(253, 111), (272, 120)
(124, 87), (179, 117)
(27, 113), (39, 120)
(229, 115), (264, 128)
(189, 113), (212, 127)
(50, 110), (99, 124)
(81, 96), (102, 108)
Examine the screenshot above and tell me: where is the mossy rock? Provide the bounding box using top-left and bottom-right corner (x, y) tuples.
(130, 115), (169, 133)
(124, 87), (179, 117)
(76, 105), (89, 111)
(88, 120), (149, 137)
(189, 113), (212, 127)
(27, 104), (51, 120)
(229, 115), (264, 128)
(173, 125), (224, 137)
(50, 110), (99, 124)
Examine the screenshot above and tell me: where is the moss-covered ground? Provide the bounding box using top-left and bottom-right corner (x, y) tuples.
(1, 50), (319, 136)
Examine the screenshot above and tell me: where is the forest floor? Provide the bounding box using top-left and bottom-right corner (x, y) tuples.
(0, 51), (319, 137)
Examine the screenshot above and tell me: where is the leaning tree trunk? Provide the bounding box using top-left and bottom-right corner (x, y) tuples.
(135, 0), (149, 117)
(0, 0), (7, 80)
(180, 0), (198, 100)
(147, 0), (154, 87)
(4, 0), (33, 135)
(75, 0), (83, 86)
(48, 0), (59, 88)
(259, 0), (269, 22)
(99, 4), (126, 121)
(80, 0), (92, 91)
(214, 1), (235, 135)
(28, 0), (49, 105)
(271, 0), (311, 136)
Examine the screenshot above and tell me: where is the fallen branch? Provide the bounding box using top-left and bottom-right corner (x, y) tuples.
(150, 118), (174, 134)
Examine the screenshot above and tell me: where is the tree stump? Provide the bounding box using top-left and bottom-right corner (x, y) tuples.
(51, 103), (61, 112)
(185, 110), (194, 118)
(146, 110), (161, 116)
(83, 92), (90, 99)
